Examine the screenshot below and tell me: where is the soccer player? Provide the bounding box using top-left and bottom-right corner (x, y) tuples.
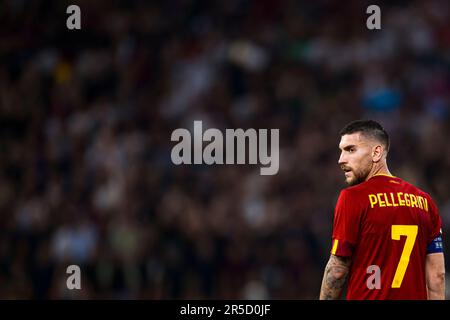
(319, 120), (445, 300)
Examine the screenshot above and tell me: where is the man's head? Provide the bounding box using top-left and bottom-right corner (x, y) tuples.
(338, 120), (390, 186)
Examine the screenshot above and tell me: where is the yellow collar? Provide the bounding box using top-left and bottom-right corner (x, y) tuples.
(372, 173), (396, 178)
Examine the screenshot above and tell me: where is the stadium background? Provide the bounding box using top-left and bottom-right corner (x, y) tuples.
(1, 0), (450, 299)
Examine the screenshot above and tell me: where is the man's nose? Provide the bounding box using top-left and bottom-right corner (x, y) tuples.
(338, 152), (346, 165)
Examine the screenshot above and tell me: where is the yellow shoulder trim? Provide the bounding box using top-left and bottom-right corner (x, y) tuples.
(331, 239), (339, 255)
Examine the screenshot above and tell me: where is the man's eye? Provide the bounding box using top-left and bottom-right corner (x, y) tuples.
(349, 148), (355, 153)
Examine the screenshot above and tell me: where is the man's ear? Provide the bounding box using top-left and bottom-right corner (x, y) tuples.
(372, 145), (383, 162)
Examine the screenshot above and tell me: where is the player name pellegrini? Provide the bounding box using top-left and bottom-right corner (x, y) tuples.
(368, 192), (428, 211)
(171, 121), (279, 175)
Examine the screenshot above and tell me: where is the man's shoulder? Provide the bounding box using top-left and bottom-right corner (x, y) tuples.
(337, 184), (372, 205)
(396, 178), (432, 198)
(342, 176), (434, 200)
(340, 176), (429, 195)
(340, 180), (372, 195)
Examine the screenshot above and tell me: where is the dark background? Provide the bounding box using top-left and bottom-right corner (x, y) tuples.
(0, 0), (449, 299)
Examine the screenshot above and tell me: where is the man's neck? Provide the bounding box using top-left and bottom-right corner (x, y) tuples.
(366, 163), (392, 181)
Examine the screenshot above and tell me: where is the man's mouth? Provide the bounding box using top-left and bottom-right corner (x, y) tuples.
(342, 168), (352, 176)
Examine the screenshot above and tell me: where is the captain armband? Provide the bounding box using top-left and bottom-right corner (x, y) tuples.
(427, 232), (444, 254)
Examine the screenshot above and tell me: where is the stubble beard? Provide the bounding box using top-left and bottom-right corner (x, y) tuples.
(346, 166), (372, 186)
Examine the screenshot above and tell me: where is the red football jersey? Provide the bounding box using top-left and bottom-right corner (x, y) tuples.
(331, 174), (442, 300)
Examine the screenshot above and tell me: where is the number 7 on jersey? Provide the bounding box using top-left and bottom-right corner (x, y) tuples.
(391, 225), (418, 288)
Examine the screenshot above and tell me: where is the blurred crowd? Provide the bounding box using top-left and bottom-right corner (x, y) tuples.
(1, 0), (450, 299)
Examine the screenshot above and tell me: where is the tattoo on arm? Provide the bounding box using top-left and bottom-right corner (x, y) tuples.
(319, 255), (351, 300)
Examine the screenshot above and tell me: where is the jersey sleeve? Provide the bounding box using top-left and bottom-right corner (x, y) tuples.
(427, 196), (443, 246)
(331, 189), (362, 257)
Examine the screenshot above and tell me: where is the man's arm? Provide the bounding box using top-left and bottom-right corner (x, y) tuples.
(319, 254), (351, 300)
(426, 252), (445, 300)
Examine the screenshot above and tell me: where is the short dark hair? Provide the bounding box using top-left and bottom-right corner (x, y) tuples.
(339, 120), (390, 152)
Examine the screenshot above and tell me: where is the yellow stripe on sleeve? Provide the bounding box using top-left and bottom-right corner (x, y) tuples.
(331, 239), (339, 255)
